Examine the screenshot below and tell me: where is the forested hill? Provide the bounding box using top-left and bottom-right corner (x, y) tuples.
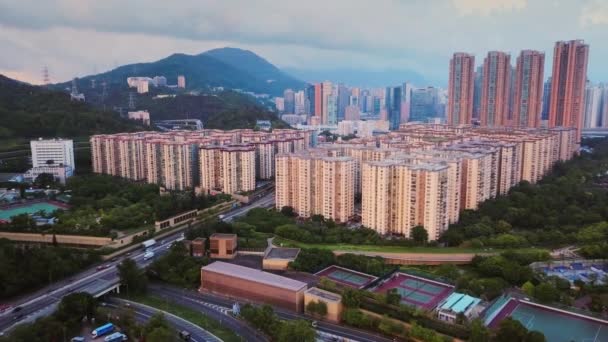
(0, 74), (144, 139)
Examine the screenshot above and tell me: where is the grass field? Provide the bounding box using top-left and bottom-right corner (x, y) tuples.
(129, 294), (241, 342)
(273, 237), (547, 255)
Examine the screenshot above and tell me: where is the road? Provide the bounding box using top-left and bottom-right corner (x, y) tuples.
(107, 298), (223, 342)
(151, 285), (394, 342)
(0, 193), (275, 334)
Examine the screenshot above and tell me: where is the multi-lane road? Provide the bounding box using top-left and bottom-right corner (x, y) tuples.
(0, 193), (275, 335)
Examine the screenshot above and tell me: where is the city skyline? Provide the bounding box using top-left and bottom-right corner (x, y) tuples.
(1, 0), (608, 86)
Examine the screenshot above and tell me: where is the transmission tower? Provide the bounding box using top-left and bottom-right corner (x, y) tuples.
(101, 81), (108, 110)
(42, 66), (50, 85)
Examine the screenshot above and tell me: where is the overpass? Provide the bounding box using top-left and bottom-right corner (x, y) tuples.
(154, 119), (204, 131)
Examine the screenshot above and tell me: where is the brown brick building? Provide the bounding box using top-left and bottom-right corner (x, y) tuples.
(209, 233), (237, 259)
(200, 262), (308, 312)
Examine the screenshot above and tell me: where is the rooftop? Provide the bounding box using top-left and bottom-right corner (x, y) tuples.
(305, 287), (341, 302)
(439, 292), (481, 313)
(202, 261), (307, 292)
(210, 233), (237, 240)
(265, 247), (300, 260)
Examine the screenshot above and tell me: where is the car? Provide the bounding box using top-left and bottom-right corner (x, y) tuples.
(96, 264), (110, 271)
(178, 330), (191, 341)
(125, 252), (132, 256)
(110, 257), (118, 262)
(12, 314), (23, 321)
(11, 307), (22, 313)
(311, 321), (318, 328)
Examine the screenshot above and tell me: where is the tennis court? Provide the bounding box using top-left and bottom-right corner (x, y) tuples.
(487, 297), (608, 342)
(373, 272), (454, 310)
(0, 201), (67, 220)
(315, 265), (377, 289)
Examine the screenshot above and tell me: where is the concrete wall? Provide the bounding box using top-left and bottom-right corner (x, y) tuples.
(0, 232), (111, 247)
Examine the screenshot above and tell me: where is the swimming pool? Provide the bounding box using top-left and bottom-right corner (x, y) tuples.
(0, 202), (66, 220)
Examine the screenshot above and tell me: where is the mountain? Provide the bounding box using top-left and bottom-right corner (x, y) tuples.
(284, 67), (429, 88)
(0, 74), (144, 139)
(54, 47), (304, 97)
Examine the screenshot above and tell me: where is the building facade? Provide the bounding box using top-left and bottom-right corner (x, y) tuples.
(447, 53), (475, 126)
(513, 50), (545, 128)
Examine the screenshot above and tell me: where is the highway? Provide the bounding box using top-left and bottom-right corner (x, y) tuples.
(0, 193), (276, 335)
(106, 298), (223, 342)
(151, 285), (394, 342)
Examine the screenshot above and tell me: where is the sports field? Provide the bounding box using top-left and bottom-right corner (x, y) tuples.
(315, 265), (377, 289)
(488, 298), (608, 342)
(0, 201), (67, 220)
(372, 272), (453, 310)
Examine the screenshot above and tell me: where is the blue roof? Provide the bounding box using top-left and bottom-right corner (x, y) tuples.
(440, 292), (481, 313)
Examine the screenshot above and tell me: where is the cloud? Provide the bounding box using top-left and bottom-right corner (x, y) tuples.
(451, 0), (527, 15)
(0, 0), (607, 85)
(580, 0), (608, 27)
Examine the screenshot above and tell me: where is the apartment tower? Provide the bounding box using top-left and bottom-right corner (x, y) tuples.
(513, 50), (545, 128)
(447, 53), (475, 125)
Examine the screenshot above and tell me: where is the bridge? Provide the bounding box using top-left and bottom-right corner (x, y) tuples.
(154, 119), (204, 131)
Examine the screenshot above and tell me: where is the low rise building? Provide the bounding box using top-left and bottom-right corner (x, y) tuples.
(200, 262), (308, 311)
(209, 233), (237, 259)
(192, 237), (206, 257)
(262, 247), (300, 271)
(304, 287), (343, 323)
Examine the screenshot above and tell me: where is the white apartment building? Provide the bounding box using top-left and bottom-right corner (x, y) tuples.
(30, 138), (75, 170)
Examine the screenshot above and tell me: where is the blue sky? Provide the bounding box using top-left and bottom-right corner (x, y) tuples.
(0, 0), (607, 86)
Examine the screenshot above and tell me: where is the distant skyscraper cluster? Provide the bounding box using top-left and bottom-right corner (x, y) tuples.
(448, 39), (590, 142)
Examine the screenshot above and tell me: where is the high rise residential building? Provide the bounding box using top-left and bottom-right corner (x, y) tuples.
(327, 93), (338, 125)
(177, 75), (186, 88)
(337, 85), (350, 121)
(513, 50), (545, 128)
(314, 83), (323, 119)
(284, 89), (295, 114)
(30, 138), (75, 170)
(541, 77), (552, 121)
(322, 81), (333, 124)
(410, 87), (441, 123)
(447, 53), (475, 125)
(549, 40), (590, 142)
(200, 145), (255, 194)
(274, 97), (285, 112)
(473, 66), (483, 121)
(276, 151), (355, 222)
(480, 51), (511, 127)
(361, 160), (449, 240)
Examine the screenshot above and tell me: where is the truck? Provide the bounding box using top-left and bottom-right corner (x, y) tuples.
(178, 330), (191, 340)
(143, 251), (155, 261)
(141, 239), (156, 249)
(104, 332), (127, 342)
(91, 323), (114, 338)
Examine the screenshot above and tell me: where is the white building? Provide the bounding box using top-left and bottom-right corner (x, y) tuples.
(137, 81), (149, 94)
(30, 138), (74, 170)
(177, 75), (186, 88)
(128, 110), (151, 125)
(23, 165), (73, 185)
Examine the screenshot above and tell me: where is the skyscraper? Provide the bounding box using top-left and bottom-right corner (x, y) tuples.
(473, 66), (483, 121)
(305, 84), (315, 115)
(584, 82), (604, 128)
(327, 93), (338, 125)
(322, 81), (333, 124)
(337, 84), (350, 121)
(480, 51), (511, 127)
(447, 53), (475, 125)
(386, 86), (402, 130)
(401, 82), (413, 123)
(549, 40), (590, 141)
(283, 89), (295, 114)
(513, 50), (545, 128)
(294, 90), (306, 114)
(314, 83), (323, 119)
(410, 87), (441, 122)
(541, 77), (552, 121)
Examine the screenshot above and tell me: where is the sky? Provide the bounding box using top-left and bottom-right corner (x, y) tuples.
(1, 0), (607, 86)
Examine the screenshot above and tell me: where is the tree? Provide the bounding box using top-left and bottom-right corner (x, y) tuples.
(494, 318), (528, 342)
(277, 319), (315, 342)
(342, 288), (363, 308)
(385, 289), (401, 306)
(521, 281), (535, 297)
(145, 313), (174, 342)
(534, 282), (558, 303)
(280, 206), (296, 217)
(524, 331), (547, 342)
(118, 258), (148, 295)
(35, 173), (57, 188)
(289, 248), (334, 273)
(306, 300), (327, 318)
(411, 225), (428, 244)
(469, 318), (491, 342)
